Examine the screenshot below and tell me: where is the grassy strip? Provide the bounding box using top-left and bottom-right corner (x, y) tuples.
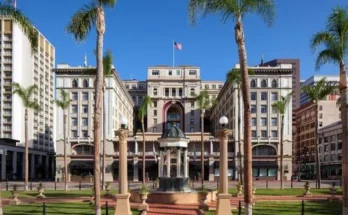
(1, 189), (118, 198)
(228, 188), (342, 196)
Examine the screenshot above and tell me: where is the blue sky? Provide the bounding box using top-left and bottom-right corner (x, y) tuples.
(18, 0), (347, 81)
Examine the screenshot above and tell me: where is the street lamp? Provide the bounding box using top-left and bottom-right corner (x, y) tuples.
(215, 116), (232, 215)
(121, 117), (128, 129)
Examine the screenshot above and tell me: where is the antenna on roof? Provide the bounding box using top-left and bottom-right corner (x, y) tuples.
(84, 53), (88, 67)
(261, 54), (264, 66)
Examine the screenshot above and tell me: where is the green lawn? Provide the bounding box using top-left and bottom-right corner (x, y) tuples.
(1, 189), (118, 198)
(228, 188), (342, 196)
(3, 203), (140, 215)
(207, 201), (342, 215)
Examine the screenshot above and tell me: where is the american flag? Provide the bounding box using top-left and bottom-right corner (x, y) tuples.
(174, 41), (182, 50)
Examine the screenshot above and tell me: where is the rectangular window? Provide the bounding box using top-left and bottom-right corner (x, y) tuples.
(153, 101), (157, 108)
(252, 130), (257, 138)
(154, 118), (157, 125)
(82, 105), (88, 113)
(319, 105), (323, 111)
(191, 101), (195, 108)
(82, 130), (88, 138)
(261, 92), (267, 100)
(271, 92), (278, 101)
(72, 92), (78, 100)
(153, 127), (157, 132)
(176, 70), (180, 75)
(251, 92), (256, 101)
(82, 92), (89, 100)
(189, 70), (197, 75)
(319, 113), (323, 119)
(261, 130), (267, 138)
(212, 85), (216, 89)
(251, 105), (257, 113)
(268, 168), (277, 177)
(71, 130), (78, 138)
(190, 118), (194, 125)
(82, 118), (88, 126)
(253, 168), (258, 177)
(190, 110), (194, 117)
(179, 88), (183, 97)
(154, 110), (157, 116)
(261, 118), (267, 126)
(152, 70), (159, 75)
(168, 70), (172, 75)
(271, 118), (277, 126)
(71, 118), (77, 126)
(271, 131), (278, 137)
(261, 105), (267, 113)
(272, 106), (278, 114)
(259, 168), (267, 177)
(172, 88), (176, 97)
(72, 105), (78, 113)
(251, 118), (256, 126)
(165, 88), (169, 97)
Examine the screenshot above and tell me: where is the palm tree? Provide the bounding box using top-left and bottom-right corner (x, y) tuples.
(138, 95), (151, 184)
(66, 1), (116, 213)
(55, 90), (72, 191)
(272, 92), (293, 190)
(311, 6), (348, 208)
(188, 2), (275, 212)
(195, 90), (213, 188)
(84, 50), (114, 190)
(302, 78), (336, 189)
(12, 83), (40, 191)
(0, 0), (38, 53)
(226, 69), (254, 184)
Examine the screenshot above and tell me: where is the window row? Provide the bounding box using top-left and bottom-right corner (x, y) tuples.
(251, 105), (278, 114)
(72, 79), (90, 88)
(151, 69), (198, 76)
(250, 79), (278, 88)
(251, 118), (278, 126)
(71, 92), (92, 100)
(71, 105), (89, 113)
(251, 130), (278, 138)
(71, 130), (89, 138)
(71, 118), (89, 126)
(251, 92), (278, 101)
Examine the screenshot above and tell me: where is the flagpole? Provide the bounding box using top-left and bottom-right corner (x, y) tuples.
(172, 39), (175, 67)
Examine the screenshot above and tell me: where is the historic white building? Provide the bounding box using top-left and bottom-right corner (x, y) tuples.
(54, 64), (134, 182)
(210, 64), (294, 181)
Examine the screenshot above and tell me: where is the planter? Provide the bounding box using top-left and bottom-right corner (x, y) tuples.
(36, 187), (46, 198)
(10, 191), (21, 205)
(303, 184), (312, 196)
(198, 192), (209, 211)
(138, 192), (149, 211)
(236, 184), (243, 196)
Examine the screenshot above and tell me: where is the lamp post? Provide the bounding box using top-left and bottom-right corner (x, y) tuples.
(114, 117), (131, 215)
(0, 149), (5, 215)
(215, 116), (232, 215)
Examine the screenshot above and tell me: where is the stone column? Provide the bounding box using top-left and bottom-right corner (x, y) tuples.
(183, 148), (188, 178)
(115, 129), (131, 215)
(166, 148), (171, 177)
(210, 139), (213, 154)
(159, 149), (163, 177)
(215, 129), (232, 215)
(135, 140), (138, 155)
(12, 151), (17, 180)
(209, 158), (215, 181)
(133, 158), (139, 182)
(176, 148), (181, 177)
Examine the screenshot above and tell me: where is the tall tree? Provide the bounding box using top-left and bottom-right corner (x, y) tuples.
(302, 78), (336, 189)
(12, 83), (40, 191)
(66, 1), (116, 214)
(195, 90), (213, 188)
(138, 95), (151, 184)
(188, 1), (275, 213)
(84, 50), (114, 190)
(0, 0), (38, 53)
(272, 92), (293, 190)
(55, 90), (72, 191)
(226, 69), (254, 184)
(311, 7), (348, 209)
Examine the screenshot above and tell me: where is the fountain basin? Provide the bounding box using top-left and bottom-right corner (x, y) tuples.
(158, 177), (191, 192)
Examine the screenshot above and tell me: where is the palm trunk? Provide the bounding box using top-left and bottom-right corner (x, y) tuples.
(0, 189), (3, 215)
(201, 111), (205, 187)
(339, 62), (348, 213)
(94, 5), (105, 215)
(141, 119), (146, 184)
(314, 103), (321, 189)
(237, 87), (243, 184)
(280, 115), (284, 190)
(64, 113), (68, 191)
(24, 109), (29, 191)
(102, 85), (106, 190)
(235, 18), (252, 215)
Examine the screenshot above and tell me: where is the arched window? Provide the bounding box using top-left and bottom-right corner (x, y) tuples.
(153, 88), (158, 96)
(72, 79), (78, 88)
(261, 79), (268, 88)
(252, 145), (276, 156)
(83, 79), (89, 88)
(190, 88), (195, 96)
(250, 80), (256, 88)
(272, 79), (278, 88)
